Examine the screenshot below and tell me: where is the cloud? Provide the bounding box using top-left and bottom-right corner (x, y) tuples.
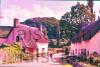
(0, 1), (100, 26)
(31, 4), (57, 18)
(0, 4), (60, 26)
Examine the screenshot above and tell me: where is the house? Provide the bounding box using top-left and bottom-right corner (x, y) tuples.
(0, 18), (49, 53)
(69, 19), (100, 56)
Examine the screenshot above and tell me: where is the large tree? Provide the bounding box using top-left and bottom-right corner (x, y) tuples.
(60, 2), (95, 40)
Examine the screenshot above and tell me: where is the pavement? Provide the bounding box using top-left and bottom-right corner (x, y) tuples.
(0, 53), (97, 67)
(0, 53), (73, 67)
(0, 58), (61, 67)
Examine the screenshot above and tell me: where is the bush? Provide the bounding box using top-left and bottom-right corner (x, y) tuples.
(0, 42), (22, 64)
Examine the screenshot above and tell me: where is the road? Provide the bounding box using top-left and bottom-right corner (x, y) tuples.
(0, 58), (73, 67)
(0, 53), (73, 67)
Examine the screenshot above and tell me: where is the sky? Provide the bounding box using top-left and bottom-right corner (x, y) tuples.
(0, 0), (100, 26)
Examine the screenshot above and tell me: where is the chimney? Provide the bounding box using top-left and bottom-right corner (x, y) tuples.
(14, 18), (20, 26)
(40, 24), (43, 32)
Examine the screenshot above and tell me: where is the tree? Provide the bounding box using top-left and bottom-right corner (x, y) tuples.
(60, 2), (94, 40)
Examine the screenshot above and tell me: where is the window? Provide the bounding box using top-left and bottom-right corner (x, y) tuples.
(81, 49), (83, 54)
(78, 49), (80, 55)
(16, 30), (25, 42)
(76, 49), (77, 54)
(18, 30), (25, 39)
(42, 48), (45, 53)
(81, 49), (87, 56)
(87, 50), (89, 56)
(16, 36), (20, 42)
(73, 50), (74, 56)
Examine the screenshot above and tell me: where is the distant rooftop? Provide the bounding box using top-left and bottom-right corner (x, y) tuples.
(0, 26), (14, 38)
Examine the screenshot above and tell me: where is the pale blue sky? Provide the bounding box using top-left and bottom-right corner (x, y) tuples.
(0, 0), (100, 26)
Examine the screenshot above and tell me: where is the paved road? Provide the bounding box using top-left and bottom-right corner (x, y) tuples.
(0, 57), (62, 67)
(0, 53), (73, 67)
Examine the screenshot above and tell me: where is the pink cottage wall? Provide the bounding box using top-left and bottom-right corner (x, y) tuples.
(70, 31), (100, 56)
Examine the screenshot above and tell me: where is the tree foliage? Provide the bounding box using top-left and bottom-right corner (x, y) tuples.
(60, 2), (94, 39)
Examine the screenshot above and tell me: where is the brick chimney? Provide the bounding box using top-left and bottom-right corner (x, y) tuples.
(14, 18), (20, 26)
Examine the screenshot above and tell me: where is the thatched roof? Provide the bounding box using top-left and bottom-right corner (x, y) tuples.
(71, 19), (100, 43)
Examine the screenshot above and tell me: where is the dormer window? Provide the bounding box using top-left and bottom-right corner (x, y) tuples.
(16, 30), (25, 42)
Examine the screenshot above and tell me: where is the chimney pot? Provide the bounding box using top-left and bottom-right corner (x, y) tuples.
(14, 18), (20, 25)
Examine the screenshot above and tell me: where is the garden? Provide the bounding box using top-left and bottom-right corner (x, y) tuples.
(0, 42), (35, 64)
